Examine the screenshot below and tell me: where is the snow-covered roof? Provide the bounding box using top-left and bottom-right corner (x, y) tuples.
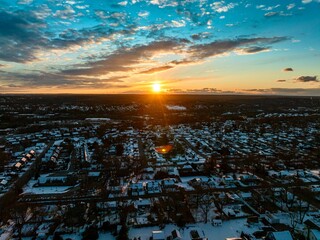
(88, 172), (100, 177)
(0, 179), (8, 185)
(152, 230), (165, 240)
(311, 229), (320, 239)
(270, 231), (293, 240)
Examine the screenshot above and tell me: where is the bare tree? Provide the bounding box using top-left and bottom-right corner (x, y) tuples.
(10, 203), (30, 240)
(198, 194), (213, 223)
(281, 187), (310, 231)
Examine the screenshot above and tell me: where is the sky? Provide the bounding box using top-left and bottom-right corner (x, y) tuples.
(0, 0), (319, 95)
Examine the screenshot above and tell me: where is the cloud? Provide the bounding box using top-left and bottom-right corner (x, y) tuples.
(277, 79), (287, 82)
(32, 4), (53, 20)
(0, 8), (136, 63)
(0, 10), (48, 62)
(148, 0), (178, 8)
(0, 70), (127, 89)
(264, 11), (292, 18)
(61, 40), (186, 76)
(264, 12), (278, 17)
(140, 65), (174, 74)
(17, 0), (33, 4)
(211, 2), (237, 13)
(138, 11), (149, 18)
(188, 37), (288, 60)
(171, 19), (186, 27)
(283, 67), (293, 71)
(295, 76), (318, 82)
(243, 88), (320, 96)
(166, 87), (240, 94)
(191, 32), (210, 41)
(118, 1), (128, 6)
(238, 46), (270, 54)
(287, 3), (295, 10)
(60, 36), (288, 79)
(54, 5), (76, 20)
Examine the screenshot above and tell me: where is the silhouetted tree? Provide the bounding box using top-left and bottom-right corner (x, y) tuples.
(82, 225), (99, 240)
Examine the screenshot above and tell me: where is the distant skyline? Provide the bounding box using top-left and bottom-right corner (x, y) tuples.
(0, 0), (319, 95)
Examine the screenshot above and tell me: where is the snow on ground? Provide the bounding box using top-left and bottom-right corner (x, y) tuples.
(23, 185), (73, 195)
(51, 232), (115, 240)
(0, 232), (12, 240)
(176, 182), (194, 191)
(166, 105), (187, 111)
(180, 176), (210, 183)
(22, 175), (75, 195)
(129, 218), (256, 240)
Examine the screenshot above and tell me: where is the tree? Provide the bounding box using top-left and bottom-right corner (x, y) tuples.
(198, 194), (213, 223)
(10, 203), (30, 240)
(117, 224), (129, 240)
(116, 144), (124, 156)
(82, 225), (99, 240)
(65, 204), (86, 229)
(53, 232), (63, 240)
(281, 187), (310, 231)
(0, 149), (10, 171)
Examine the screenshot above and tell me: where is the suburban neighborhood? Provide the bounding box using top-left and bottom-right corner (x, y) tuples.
(0, 95), (320, 240)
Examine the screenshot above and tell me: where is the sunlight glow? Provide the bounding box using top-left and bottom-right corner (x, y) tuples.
(152, 83), (161, 93)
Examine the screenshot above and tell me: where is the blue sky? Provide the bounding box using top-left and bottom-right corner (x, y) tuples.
(0, 0), (319, 95)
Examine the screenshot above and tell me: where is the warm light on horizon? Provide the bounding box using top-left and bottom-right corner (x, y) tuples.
(152, 83), (161, 93)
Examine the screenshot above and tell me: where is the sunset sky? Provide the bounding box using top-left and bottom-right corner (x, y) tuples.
(0, 0), (319, 95)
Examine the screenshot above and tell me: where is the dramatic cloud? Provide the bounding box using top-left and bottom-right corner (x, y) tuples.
(61, 40), (186, 76)
(188, 37), (288, 60)
(59, 36), (287, 78)
(0, 10), (48, 62)
(295, 76), (318, 82)
(140, 65), (174, 74)
(0, 70), (127, 89)
(0, 0), (318, 93)
(0, 7), (137, 63)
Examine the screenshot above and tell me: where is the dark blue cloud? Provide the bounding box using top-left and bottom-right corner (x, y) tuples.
(0, 10), (47, 62)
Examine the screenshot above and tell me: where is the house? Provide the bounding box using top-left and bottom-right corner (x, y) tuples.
(304, 219), (320, 240)
(161, 178), (177, 192)
(308, 229), (320, 240)
(134, 199), (151, 210)
(265, 212), (280, 224)
(0, 179), (8, 186)
(152, 230), (165, 240)
(170, 229), (182, 240)
(130, 182), (145, 196)
(266, 231), (293, 240)
(146, 181), (161, 194)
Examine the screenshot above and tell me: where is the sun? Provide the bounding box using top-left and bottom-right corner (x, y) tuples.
(152, 83), (161, 93)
